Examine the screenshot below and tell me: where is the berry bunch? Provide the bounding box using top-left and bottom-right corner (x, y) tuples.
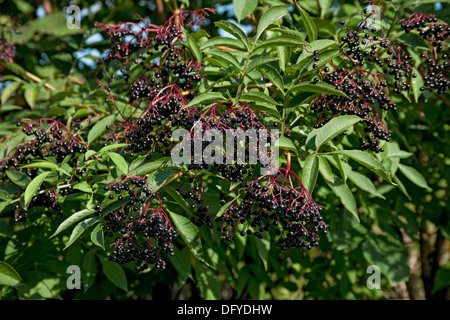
(101, 177), (178, 270)
(95, 9), (214, 105)
(311, 68), (392, 152)
(400, 13), (449, 94)
(0, 16), (20, 76)
(215, 164), (327, 251)
(0, 119), (88, 172)
(180, 102), (275, 181)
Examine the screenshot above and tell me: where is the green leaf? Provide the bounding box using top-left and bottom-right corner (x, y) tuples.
(200, 37), (246, 51)
(411, 68), (424, 103)
(1, 81), (21, 106)
(306, 115), (360, 150)
(188, 35), (202, 63)
(246, 56), (278, 74)
(330, 150), (393, 184)
(164, 185), (190, 214)
(24, 83), (38, 109)
(215, 21), (249, 49)
(194, 262), (220, 299)
(254, 35), (306, 50)
(0, 261), (22, 287)
(87, 115), (116, 144)
(348, 171), (385, 199)
(278, 136), (298, 154)
(363, 234), (410, 285)
(100, 259), (128, 291)
(397, 163), (431, 191)
(90, 223), (104, 249)
(317, 155), (334, 182)
(64, 217), (99, 249)
(73, 182), (93, 193)
(277, 45), (290, 72)
(256, 6), (289, 41)
(98, 143), (128, 154)
(24, 171), (51, 208)
(167, 209), (203, 261)
(297, 5), (318, 41)
(184, 92), (228, 108)
(393, 174), (411, 200)
(254, 232), (270, 271)
(259, 64), (284, 92)
(207, 49), (241, 70)
(240, 91), (281, 105)
(51, 209), (95, 238)
(234, 0), (257, 22)
(107, 152), (128, 175)
(302, 154), (319, 193)
(326, 175), (359, 221)
(289, 81), (348, 98)
(6, 171), (31, 189)
(215, 195), (239, 218)
(433, 262), (450, 292)
(246, 103), (281, 119)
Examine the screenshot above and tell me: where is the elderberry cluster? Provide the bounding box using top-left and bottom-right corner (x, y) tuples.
(0, 16), (20, 76)
(0, 120), (88, 172)
(401, 14), (450, 94)
(101, 177), (178, 270)
(312, 68), (392, 152)
(181, 103), (275, 181)
(215, 169), (328, 251)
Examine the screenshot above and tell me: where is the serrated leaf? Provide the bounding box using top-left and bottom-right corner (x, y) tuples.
(73, 182), (93, 193)
(87, 115), (116, 144)
(107, 152), (128, 175)
(24, 83), (38, 109)
(330, 150), (393, 184)
(317, 155), (334, 182)
(288, 81), (349, 98)
(51, 209), (95, 238)
(411, 68), (424, 103)
(297, 5), (318, 41)
(302, 154), (319, 193)
(234, 0), (257, 22)
(6, 171), (31, 189)
(24, 171), (51, 207)
(164, 185), (190, 214)
(100, 259), (128, 291)
(200, 37), (247, 51)
(98, 143), (128, 154)
(278, 136), (298, 154)
(246, 56), (278, 74)
(255, 6), (289, 41)
(215, 21), (249, 49)
(254, 35), (306, 50)
(64, 217), (99, 249)
(326, 175), (359, 221)
(184, 92), (228, 108)
(306, 115), (360, 150)
(188, 35), (202, 63)
(348, 171), (385, 199)
(167, 209), (203, 262)
(90, 223), (104, 249)
(259, 64), (284, 92)
(397, 163), (431, 191)
(1, 81), (21, 106)
(240, 91), (281, 105)
(207, 50), (241, 70)
(0, 261), (22, 287)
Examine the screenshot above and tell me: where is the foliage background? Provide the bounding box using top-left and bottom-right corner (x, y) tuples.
(0, 0), (448, 300)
